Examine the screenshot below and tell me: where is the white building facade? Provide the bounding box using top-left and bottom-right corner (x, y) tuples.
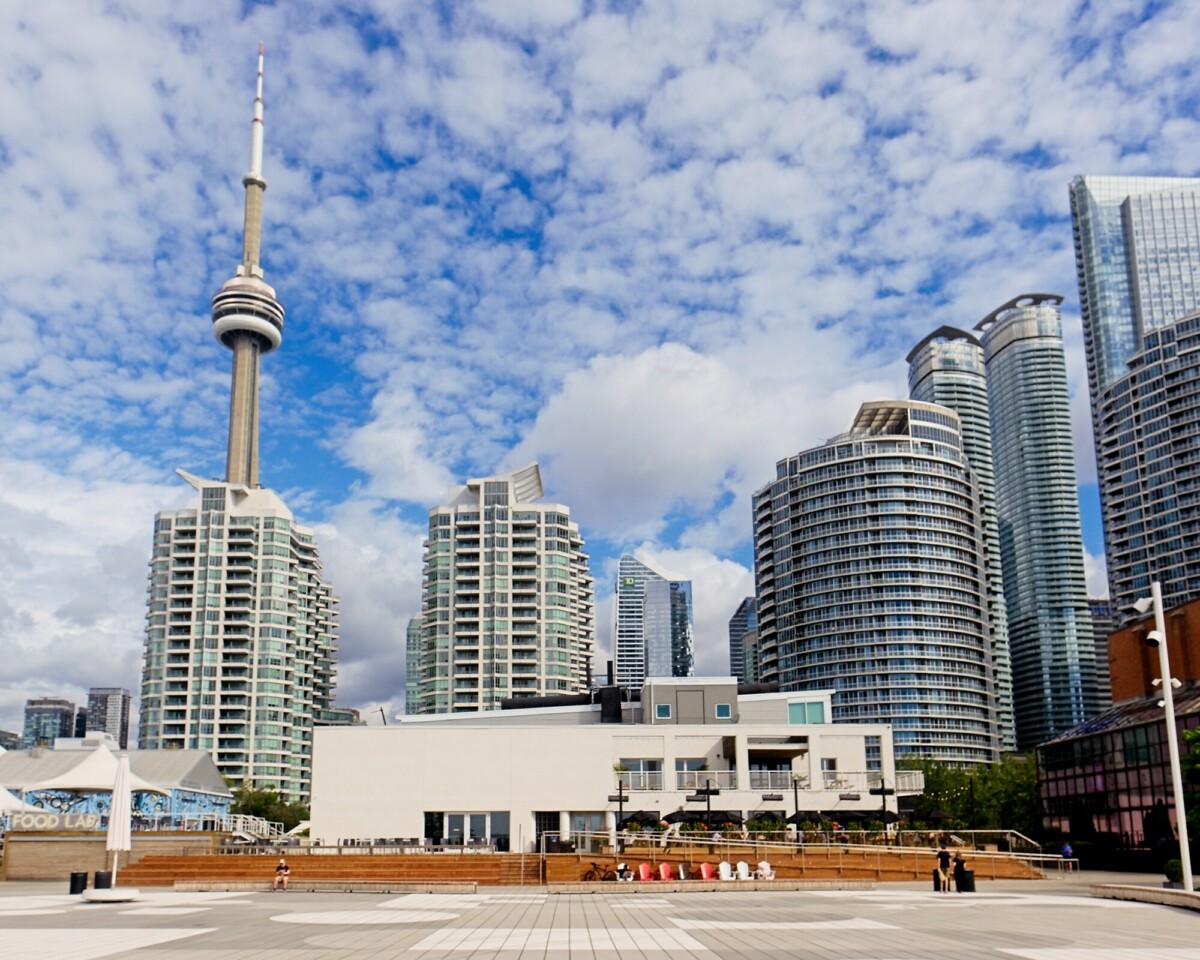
(310, 679), (917, 850)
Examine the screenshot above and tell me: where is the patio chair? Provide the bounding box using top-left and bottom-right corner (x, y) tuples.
(718, 861), (735, 881)
(757, 860), (775, 880)
(637, 862), (655, 882)
(736, 861), (753, 881)
(677, 863), (690, 881)
(658, 862), (675, 881)
(699, 862), (717, 881)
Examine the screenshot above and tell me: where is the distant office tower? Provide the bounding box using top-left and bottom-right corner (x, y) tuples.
(21, 697), (77, 748)
(741, 629), (761, 683)
(1088, 598), (1114, 706)
(405, 615), (423, 715)
(0, 730), (19, 750)
(1071, 176), (1200, 614)
(73, 709), (88, 738)
(1070, 176), (1200, 408)
(413, 463), (595, 713)
(907, 326), (1015, 752)
(138, 51), (338, 805)
(613, 555), (694, 688)
(975, 294), (1100, 749)
(86, 687), (131, 749)
(752, 400), (998, 764)
(728, 596), (756, 682)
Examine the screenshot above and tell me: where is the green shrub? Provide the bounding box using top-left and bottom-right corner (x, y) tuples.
(1165, 859), (1184, 883)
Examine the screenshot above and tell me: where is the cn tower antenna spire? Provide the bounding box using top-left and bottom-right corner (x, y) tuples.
(212, 44), (285, 488)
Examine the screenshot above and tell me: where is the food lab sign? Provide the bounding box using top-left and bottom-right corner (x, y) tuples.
(10, 812), (101, 830)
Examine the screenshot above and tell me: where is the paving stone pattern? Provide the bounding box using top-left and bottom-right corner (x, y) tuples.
(1, 874), (1198, 960)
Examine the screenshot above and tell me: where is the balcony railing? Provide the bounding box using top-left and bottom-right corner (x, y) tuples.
(615, 771), (663, 791)
(675, 770), (738, 791)
(747, 771), (804, 790)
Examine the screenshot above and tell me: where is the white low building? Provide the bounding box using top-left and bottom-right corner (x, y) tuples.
(311, 678), (921, 850)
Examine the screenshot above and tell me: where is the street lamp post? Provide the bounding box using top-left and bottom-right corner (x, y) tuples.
(1148, 580), (1193, 891)
(792, 772), (803, 822)
(869, 779), (895, 829)
(607, 778), (628, 854)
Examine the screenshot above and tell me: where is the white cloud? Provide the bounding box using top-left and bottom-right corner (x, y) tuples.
(0, 0), (1177, 732)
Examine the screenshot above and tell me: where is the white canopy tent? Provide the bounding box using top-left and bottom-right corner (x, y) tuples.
(25, 743), (169, 796)
(0, 784), (41, 813)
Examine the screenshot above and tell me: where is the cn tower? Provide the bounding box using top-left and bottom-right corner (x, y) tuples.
(212, 44), (284, 488)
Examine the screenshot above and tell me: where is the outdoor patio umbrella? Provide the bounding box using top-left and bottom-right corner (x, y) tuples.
(106, 754), (133, 886)
(926, 808), (953, 822)
(663, 810), (702, 824)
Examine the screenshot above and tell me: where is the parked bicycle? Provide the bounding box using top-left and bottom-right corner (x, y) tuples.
(581, 861), (617, 882)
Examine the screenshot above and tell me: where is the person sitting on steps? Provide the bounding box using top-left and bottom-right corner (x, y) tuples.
(272, 857), (290, 892)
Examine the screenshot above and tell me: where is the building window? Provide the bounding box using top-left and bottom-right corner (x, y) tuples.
(787, 701), (825, 724)
(715, 703), (732, 719)
(655, 703), (672, 720)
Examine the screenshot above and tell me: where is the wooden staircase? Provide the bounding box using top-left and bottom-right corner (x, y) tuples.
(118, 845), (1042, 888)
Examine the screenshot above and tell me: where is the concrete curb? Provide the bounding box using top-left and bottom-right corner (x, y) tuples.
(1091, 883), (1200, 911)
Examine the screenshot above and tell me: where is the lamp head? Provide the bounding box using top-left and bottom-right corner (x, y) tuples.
(1146, 630), (1165, 648)
(1131, 596), (1155, 616)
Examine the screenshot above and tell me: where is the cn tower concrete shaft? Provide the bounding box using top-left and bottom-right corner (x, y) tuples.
(211, 45), (284, 488)
(226, 335), (261, 488)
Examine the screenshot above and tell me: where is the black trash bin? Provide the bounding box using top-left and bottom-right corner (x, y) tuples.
(958, 870), (976, 893)
(94, 870), (113, 890)
(932, 867), (941, 891)
(69, 871), (88, 895)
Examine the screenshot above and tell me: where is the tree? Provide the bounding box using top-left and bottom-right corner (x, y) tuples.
(229, 783), (309, 832)
(899, 755), (1042, 837)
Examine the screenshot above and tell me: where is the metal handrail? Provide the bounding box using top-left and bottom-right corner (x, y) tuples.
(557, 829), (1059, 877)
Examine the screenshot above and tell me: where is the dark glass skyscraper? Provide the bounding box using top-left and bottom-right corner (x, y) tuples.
(728, 596), (756, 682)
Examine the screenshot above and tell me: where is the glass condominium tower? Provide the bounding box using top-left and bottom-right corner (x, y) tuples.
(1071, 176), (1200, 614)
(975, 294), (1100, 750)
(907, 326), (1015, 752)
(414, 463), (595, 713)
(752, 400), (999, 765)
(613, 555), (695, 689)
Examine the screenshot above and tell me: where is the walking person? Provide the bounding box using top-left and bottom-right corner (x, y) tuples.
(935, 843), (951, 893)
(1060, 840), (1074, 872)
(272, 857), (291, 892)
(952, 852), (968, 892)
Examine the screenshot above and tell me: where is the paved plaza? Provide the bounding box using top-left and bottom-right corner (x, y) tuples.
(2, 873), (1198, 960)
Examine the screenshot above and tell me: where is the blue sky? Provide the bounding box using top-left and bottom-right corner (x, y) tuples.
(2, 0), (1197, 732)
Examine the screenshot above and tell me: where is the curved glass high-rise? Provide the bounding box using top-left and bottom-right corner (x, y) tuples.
(975, 294), (1100, 749)
(752, 400), (998, 765)
(907, 326), (1015, 752)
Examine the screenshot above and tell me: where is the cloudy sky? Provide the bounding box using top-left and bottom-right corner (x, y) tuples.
(2, 0), (1194, 734)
